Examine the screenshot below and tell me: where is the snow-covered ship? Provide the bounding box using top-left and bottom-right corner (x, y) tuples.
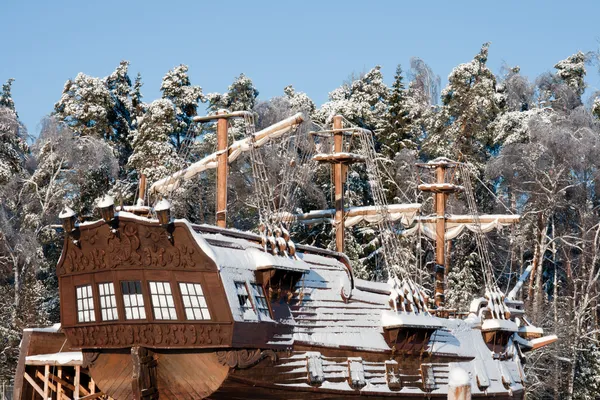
(13, 112), (556, 399)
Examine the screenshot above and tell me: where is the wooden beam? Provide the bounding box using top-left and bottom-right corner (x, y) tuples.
(23, 371), (46, 399)
(80, 393), (106, 400)
(47, 371), (90, 396)
(35, 369), (57, 393)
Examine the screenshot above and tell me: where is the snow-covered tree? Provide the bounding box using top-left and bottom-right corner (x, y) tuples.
(0, 107), (28, 185)
(160, 65), (204, 150)
(0, 78), (16, 111)
(54, 73), (115, 140)
(207, 73), (258, 114)
(554, 51), (586, 99)
(283, 85), (315, 116)
(446, 250), (479, 311)
(128, 99), (183, 184)
(380, 65), (412, 158)
(424, 43), (501, 165)
(316, 66), (389, 131)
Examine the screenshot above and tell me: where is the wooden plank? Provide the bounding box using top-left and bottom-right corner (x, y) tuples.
(23, 371), (46, 399)
(80, 393), (105, 400)
(35, 370), (57, 393)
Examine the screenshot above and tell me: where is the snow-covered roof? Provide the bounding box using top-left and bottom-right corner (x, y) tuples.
(25, 351), (82, 366)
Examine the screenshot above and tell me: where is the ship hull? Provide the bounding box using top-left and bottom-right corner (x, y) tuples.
(87, 348), (525, 400)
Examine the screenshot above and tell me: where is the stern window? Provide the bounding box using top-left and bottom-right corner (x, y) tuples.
(98, 282), (118, 321)
(179, 283), (210, 320)
(121, 281), (146, 320)
(250, 284), (270, 319)
(76, 285), (95, 323)
(149, 281), (177, 320)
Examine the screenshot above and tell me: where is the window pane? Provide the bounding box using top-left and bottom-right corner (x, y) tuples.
(179, 282), (210, 321)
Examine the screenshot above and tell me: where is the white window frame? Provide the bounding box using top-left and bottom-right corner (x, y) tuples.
(121, 280), (147, 320)
(179, 282), (210, 320)
(149, 281), (177, 320)
(98, 282), (119, 321)
(76, 284), (96, 323)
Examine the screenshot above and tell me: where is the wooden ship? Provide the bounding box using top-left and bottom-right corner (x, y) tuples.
(13, 112), (557, 399)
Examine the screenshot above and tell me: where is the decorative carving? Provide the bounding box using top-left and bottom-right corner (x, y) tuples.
(58, 219), (212, 276)
(216, 349), (277, 369)
(63, 323), (231, 349)
(82, 351), (100, 369)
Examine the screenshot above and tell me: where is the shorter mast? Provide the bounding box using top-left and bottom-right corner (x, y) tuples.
(312, 115), (368, 253)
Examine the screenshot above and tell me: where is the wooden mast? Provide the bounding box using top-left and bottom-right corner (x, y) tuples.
(216, 111), (229, 228)
(434, 163), (447, 307)
(333, 115), (345, 253)
(417, 158), (464, 308)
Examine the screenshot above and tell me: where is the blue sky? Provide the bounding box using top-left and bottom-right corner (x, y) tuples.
(2, 0), (600, 135)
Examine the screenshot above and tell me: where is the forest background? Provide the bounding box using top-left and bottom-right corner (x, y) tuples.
(3, 1), (600, 399)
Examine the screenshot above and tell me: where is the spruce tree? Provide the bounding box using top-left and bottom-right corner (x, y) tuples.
(128, 99), (183, 184)
(316, 66), (389, 131)
(0, 107), (28, 185)
(380, 65), (413, 159)
(424, 43), (501, 166)
(54, 73), (115, 140)
(160, 65), (204, 150)
(0, 78), (16, 112)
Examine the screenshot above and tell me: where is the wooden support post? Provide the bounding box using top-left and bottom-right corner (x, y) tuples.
(448, 367), (471, 400)
(89, 377), (95, 394)
(333, 115), (345, 253)
(57, 366), (63, 399)
(132, 346), (159, 400)
(74, 365), (81, 400)
(434, 164), (447, 307)
(138, 174), (147, 205)
(43, 364), (50, 399)
(216, 111), (229, 228)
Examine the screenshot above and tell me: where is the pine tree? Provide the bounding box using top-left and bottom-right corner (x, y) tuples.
(283, 85), (316, 116)
(446, 250), (479, 311)
(54, 73), (115, 140)
(380, 65), (413, 159)
(316, 66), (389, 131)
(0, 78), (16, 112)
(131, 72), (145, 129)
(106, 61), (136, 169)
(554, 51), (586, 99)
(0, 107), (28, 185)
(128, 99), (183, 184)
(424, 43), (501, 166)
(160, 65), (204, 150)
(207, 73), (259, 141)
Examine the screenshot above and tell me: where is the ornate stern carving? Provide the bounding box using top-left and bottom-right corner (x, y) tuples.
(217, 349), (277, 369)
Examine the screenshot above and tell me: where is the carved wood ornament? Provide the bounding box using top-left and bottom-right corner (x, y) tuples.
(216, 349), (277, 369)
(58, 219), (214, 276)
(64, 323), (231, 349)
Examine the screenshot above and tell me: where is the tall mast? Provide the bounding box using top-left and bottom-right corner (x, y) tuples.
(333, 116), (345, 253)
(312, 115), (368, 253)
(417, 158), (463, 308)
(216, 111), (229, 228)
